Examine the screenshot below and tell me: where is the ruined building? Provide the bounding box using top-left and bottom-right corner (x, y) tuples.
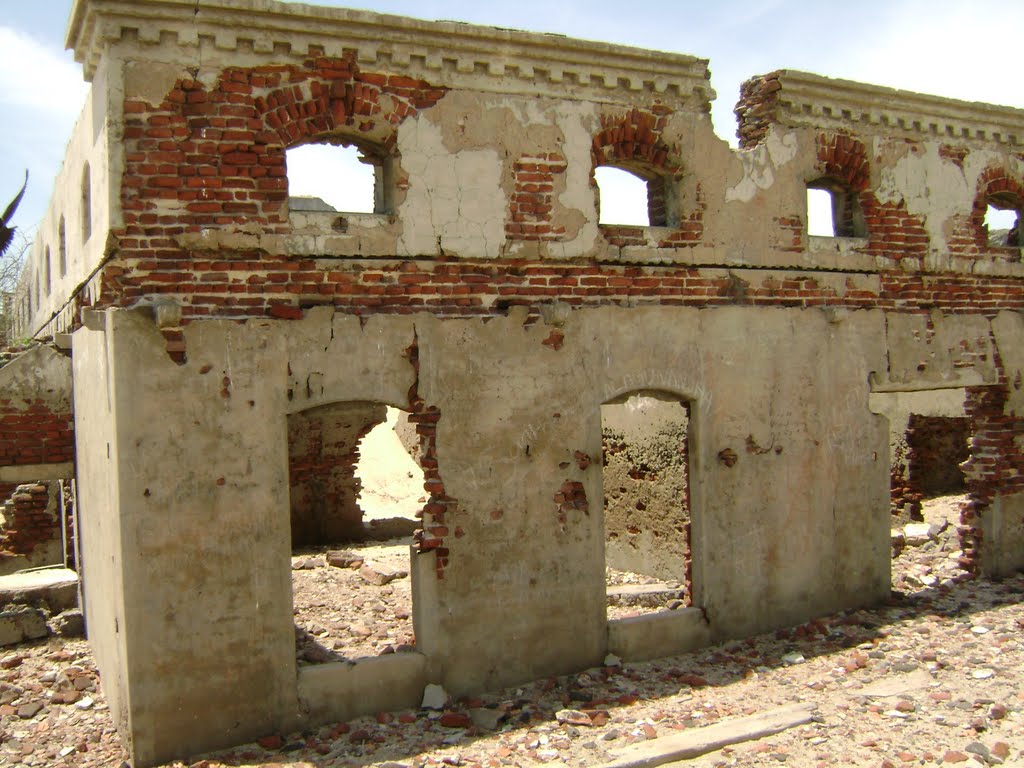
(3, 0), (1023, 765)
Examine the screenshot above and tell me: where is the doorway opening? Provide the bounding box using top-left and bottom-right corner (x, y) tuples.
(601, 391), (691, 618)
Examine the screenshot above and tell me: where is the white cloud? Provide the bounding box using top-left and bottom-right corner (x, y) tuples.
(0, 26), (88, 116)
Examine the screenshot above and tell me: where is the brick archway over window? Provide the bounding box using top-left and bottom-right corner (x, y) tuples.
(591, 108), (704, 246)
(971, 167), (1024, 251)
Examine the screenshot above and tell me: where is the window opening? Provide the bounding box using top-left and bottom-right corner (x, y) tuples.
(44, 247), (51, 297)
(288, 402), (425, 665)
(595, 166), (653, 227)
(286, 142), (387, 216)
(602, 392), (692, 618)
(58, 217), (67, 277)
(80, 165), (91, 244)
(807, 179), (864, 237)
(984, 198), (1020, 247)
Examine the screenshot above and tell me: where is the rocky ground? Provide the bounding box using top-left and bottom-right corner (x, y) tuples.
(1, 493), (1023, 768)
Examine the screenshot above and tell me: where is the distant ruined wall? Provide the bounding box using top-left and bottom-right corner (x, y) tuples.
(0, 346), (74, 572)
(602, 396), (690, 585)
(288, 401), (387, 545)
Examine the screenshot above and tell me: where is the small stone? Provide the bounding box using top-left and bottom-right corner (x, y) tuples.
(965, 742), (990, 760)
(971, 669), (995, 680)
(257, 734), (283, 750)
(439, 712), (471, 728)
(74, 696), (94, 710)
(422, 683), (447, 710)
(942, 751), (969, 763)
(604, 654), (621, 668)
(556, 709), (592, 726)
(992, 742), (1010, 759)
(971, 626), (990, 635)
(50, 610), (85, 638)
(782, 652), (805, 665)
(17, 701), (43, 718)
(990, 703), (1007, 719)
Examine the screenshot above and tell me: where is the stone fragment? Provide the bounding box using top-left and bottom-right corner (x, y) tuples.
(604, 654), (622, 668)
(327, 550), (364, 569)
(16, 701), (43, 718)
(439, 712), (472, 728)
(556, 709), (593, 726)
(422, 683), (448, 710)
(965, 742), (989, 760)
(469, 707), (504, 731)
(50, 609), (85, 638)
(359, 561), (408, 586)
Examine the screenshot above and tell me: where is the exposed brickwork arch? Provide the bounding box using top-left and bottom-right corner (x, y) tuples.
(970, 167), (1024, 250)
(121, 55), (446, 231)
(591, 107), (704, 247)
(814, 132), (928, 259)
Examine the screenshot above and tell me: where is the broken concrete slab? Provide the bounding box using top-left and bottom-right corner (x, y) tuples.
(852, 669), (933, 698)
(0, 568), (78, 614)
(595, 703), (815, 768)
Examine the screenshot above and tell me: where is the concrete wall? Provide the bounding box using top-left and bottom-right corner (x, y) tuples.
(75, 310), (297, 762)
(75, 302), (898, 764)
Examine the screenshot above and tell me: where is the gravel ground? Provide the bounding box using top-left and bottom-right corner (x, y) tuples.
(1, 494), (1022, 768)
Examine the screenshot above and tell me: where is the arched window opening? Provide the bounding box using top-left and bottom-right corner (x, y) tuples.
(80, 164), (92, 244)
(58, 217), (67, 277)
(602, 391), (693, 618)
(286, 141), (390, 216)
(807, 179), (864, 238)
(984, 195), (1020, 247)
(287, 401), (425, 666)
(44, 247), (51, 297)
(595, 166), (675, 228)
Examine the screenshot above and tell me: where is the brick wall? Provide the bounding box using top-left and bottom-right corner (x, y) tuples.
(287, 401), (386, 545)
(0, 481), (62, 561)
(0, 398), (75, 468)
(891, 415), (970, 520)
(959, 372), (1024, 574)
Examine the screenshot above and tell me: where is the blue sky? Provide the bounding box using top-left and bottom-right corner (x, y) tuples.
(2, 0), (1023, 236)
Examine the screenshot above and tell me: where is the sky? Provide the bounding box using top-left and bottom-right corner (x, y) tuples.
(2, 0), (1023, 238)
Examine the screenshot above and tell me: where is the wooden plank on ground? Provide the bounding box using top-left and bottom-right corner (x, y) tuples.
(593, 703), (816, 768)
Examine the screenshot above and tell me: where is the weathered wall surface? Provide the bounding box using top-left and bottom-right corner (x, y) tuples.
(77, 309), (298, 763)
